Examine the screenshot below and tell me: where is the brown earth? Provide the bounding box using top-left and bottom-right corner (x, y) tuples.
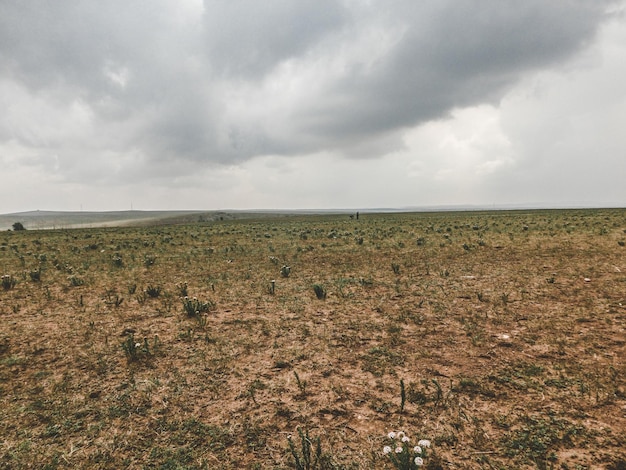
(0, 209), (625, 469)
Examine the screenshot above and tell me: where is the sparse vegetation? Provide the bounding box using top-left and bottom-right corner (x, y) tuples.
(0, 209), (625, 468)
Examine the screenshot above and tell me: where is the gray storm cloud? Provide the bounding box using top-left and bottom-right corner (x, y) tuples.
(0, 0), (618, 182)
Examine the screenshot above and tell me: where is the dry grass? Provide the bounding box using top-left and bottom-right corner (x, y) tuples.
(0, 209), (625, 469)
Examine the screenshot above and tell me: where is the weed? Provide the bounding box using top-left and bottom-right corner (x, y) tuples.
(182, 296), (214, 318)
(29, 268), (41, 282)
(405, 382), (430, 405)
(175, 281), (188, 297)
(281, 265), (291, 277)
(111, 254), (124, 267)
(1, 274), (16, 290)
(361, 347), (404, 377)
(103, 290), (124, 308)
(195, 313), (209, 330)
(121, 334), (159, 362)
(145, 285), (161, 298)
(313, 284), (326, 300)
(246, 379), (267, 405)
(68, 275), (84, 287)
(293, 371), (307, 397)
(503, 415), (584, 468)
(287, 427), (339, 470)
(383, 431), (431, 469)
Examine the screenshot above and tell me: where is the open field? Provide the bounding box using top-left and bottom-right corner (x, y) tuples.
(1, 209), (625, 469)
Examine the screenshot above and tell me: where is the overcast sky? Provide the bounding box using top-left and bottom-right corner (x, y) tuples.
(1, 1), (625, 213)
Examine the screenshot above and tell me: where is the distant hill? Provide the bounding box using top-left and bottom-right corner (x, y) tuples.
(0, 210), (229, 230)
(3, 204), (623, 231)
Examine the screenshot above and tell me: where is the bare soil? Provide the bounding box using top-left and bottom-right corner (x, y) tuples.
(1, 209), (624, 469)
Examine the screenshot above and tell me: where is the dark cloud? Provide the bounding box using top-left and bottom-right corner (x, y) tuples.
(0, 0), (619, 181)
(202, 0), (347, 77)
(293, 1), (612, 141)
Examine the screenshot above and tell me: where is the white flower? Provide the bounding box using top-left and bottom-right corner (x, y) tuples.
(135, 343), (141, 348)
(402, 435), (410, 443)
(413, 445), (422, 454)
(395, 447), (403, 454)
(414, 456), (424, 466)
(397, 431), (406, 439)
(388, 431), (396, 439)
(417, 439), (431, 448)
(383, 446), (392, 454)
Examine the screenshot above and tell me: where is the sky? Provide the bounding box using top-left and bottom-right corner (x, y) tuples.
(1, 0), (625, 213)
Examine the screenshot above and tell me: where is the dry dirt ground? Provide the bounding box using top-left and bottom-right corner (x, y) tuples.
(1, 209), (625, 469)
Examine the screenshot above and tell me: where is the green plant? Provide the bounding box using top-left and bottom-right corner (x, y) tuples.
(392, 263), (401, 275)
(287, 427), (337, 470)
(502, 415), (583, 468)
(144, 254), (157, 267)
(135, 291), (147, 304)
(12, 222), (25, 231)
(196, 313), (209, 330)
(104, 290), (124, 308)
(111, 254), (124, 267)
(121, 334), (158, 362)
(182, 296), (214, 317)
(29, 268), (41, 282)
(176, 281), (188, 297)
(1, 274), (16, 290)
(68, 275), (84, 287)
(400, 379), (406, 413)
(313, 284), (326, 300)
(293, 371), (307, 397)
(145, 285), (161, 298)
(281, 265), (291, 277)
(383, 431), (431, 469)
